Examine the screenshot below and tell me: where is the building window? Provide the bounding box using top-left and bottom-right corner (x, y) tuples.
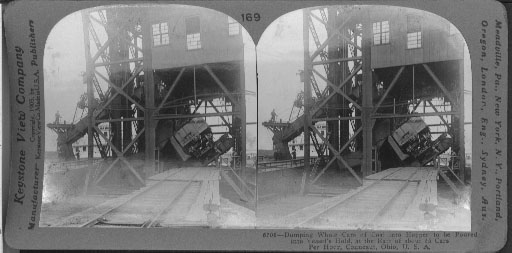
(300, 145), (303, 151)
(407, 32), (422, 49)
(152, 22), (169, 46)
(186, 17), (201, 50)
(228, 16), (239, 35)
(407, 16), (421, 49)
(372, 21), (389, 45)
(83, 146), (86, 152)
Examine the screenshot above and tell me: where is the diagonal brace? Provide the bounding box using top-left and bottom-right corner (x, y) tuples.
(95, 70), (145, 112)
(311, 64), (362, 116)
(207, 100), (233, 132)
(373, 66), (405, 113)
(94, 126), (145, 185)
(94, 64), (144, 116)
(203, 65), (241, 108)
(311, 126), (363, 184)
(427, 100), (452, 133)
(423, 64), (456, 103)
(155, 67), (186, 113)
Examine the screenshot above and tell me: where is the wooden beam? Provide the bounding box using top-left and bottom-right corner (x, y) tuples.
(300, 8), (312, 195)
(373, 66), (405, 113)
(154, 112), (237, 120)
(458, 59), (466, 183)
(94, 64), (144, 115)
(312, 65), (362, 111)
(310, 12), (326, 26)
(372, 111), (459, 119)
(203, 65), (240, 108)
(155, 67), (186, 113)
(310, 15), (360, 60)
(411, 99), (422, 113)
(94, 158), (119, 185)
(418, 179), (438, 213)
(122, 127), (145, 154)
(311, 126), (362, 184)
(312, 56), (362, 65)
(94, 67), (145, 114)
(313, 116), (362, 121)
(96, 117), (144, 123)
(192, 100), (203, 114)
(119, 157), (145, 186)
(93, 126), (145, 185)
(94, 57), (143, 67)
(90, 37), (112, 65)
(309, 156), (336, 186)
(207, 100), (233, 132)
(83, 12), (95, 193)
(427, 100), (451, 132)
(423, 64), (456, 103)
(220, 170), (248, 202)
(361, 10), (373, 177)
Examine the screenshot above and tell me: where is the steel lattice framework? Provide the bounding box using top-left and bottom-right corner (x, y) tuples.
(300, 6), (466, 194)
(82, 7), (147, 188)
(80, 6), (247, 191)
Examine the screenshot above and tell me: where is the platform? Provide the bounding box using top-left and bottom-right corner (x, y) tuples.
(56, 167), (221, 227)
(277, 167), (440, 230)
(365, 166), (438, 181)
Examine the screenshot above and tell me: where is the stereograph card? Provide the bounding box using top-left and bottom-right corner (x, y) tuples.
(1, 0), (508, 251)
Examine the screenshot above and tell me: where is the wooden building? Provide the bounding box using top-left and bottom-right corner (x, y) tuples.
(368, 6), (465, 68)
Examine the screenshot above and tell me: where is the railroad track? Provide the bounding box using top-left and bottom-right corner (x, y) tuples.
(282, 167), (435, 229)
(78, 168), (205, 228)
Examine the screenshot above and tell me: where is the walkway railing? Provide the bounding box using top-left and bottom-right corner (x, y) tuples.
(257, 157), (317, 172)
(45, 158), (103, 173)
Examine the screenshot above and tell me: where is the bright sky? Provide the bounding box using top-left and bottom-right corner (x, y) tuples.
(44, 11), (85, 151)
(256, 10), (304, 150)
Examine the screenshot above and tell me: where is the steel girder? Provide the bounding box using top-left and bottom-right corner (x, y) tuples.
(302, 7), (366, 193)
(82, 7), (146, 186)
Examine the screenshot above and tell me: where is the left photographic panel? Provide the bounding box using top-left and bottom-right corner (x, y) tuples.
(40, 4), (256, 228)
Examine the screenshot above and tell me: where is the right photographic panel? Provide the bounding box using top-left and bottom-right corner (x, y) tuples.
(256, 5), (471, 231)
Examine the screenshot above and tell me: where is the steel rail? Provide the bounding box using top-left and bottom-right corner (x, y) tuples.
(143, 170), (203, 228)
(364, 169), (421, 228)
(295, 168), (405, 227)
(80, 168), (187, 227)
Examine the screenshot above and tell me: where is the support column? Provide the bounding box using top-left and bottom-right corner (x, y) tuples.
(142, 15), (156, 176)
(361, 10), (373, 177)
(458, 59), (466, 182)
(82, 11), (94, 194)
(300, 9), (312, 195)
(327, 8), (340, 156)
(83, 12), (94, 160)
(239, 59), (247, 171)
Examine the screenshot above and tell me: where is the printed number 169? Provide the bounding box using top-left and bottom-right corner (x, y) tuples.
(241, 13), (261, 22)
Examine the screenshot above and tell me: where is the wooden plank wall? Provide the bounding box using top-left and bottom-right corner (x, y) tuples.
(144, 5), (244, 69)
(368, 6), (465, 68)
